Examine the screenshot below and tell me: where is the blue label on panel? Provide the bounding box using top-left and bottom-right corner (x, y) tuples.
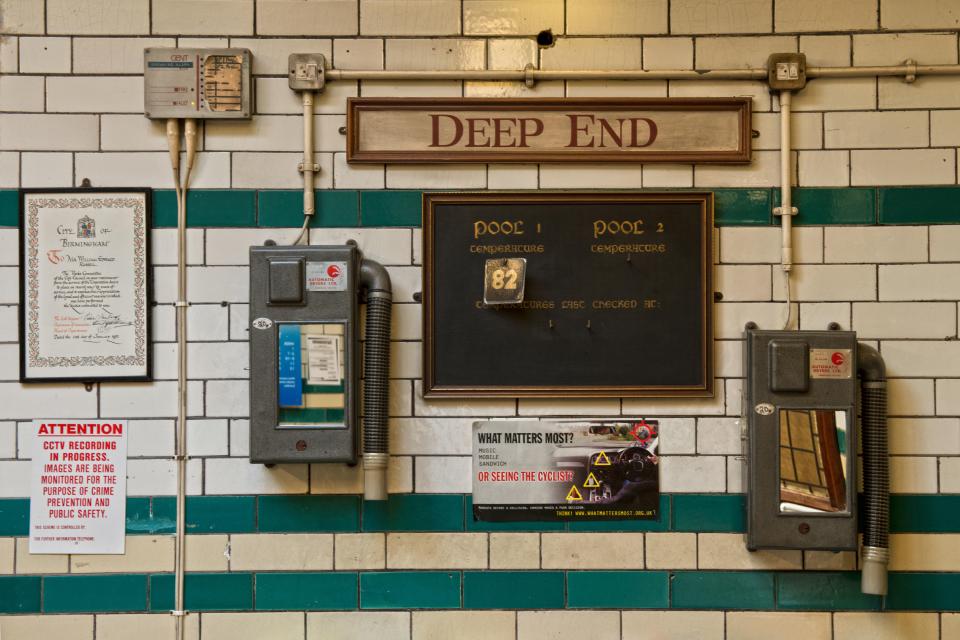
(278, 324), (303, 408)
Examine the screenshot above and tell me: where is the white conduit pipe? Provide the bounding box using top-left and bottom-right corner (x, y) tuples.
(324, 62), (960, 83)
(295, 91), (315, 245)
(170, 118), (197, 640)
(778, 91), (794, 331)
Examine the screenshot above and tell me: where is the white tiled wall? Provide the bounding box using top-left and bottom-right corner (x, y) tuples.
(1, 1), (960, 637)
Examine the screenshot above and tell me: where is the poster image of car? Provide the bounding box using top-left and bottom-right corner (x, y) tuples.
(472, 419), (660, 522)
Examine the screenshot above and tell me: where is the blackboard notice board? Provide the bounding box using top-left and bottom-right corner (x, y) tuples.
(423, 192), (713, 397)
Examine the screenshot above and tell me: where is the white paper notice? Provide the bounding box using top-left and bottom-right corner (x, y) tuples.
(29, 420), (127, 554)
(306, 335), (341, 385)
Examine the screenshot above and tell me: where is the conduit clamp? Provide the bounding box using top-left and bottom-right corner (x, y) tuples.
(524, 63), (536, 89)
(773, 206), (799, 216)
(903, 59), (917, 84)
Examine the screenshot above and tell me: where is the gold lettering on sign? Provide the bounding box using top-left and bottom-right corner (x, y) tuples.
(473, 220), (526, 239)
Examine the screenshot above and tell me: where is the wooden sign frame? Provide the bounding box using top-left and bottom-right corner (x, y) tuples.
(347, 97), (752, 164)
(423, 192), (714, 398)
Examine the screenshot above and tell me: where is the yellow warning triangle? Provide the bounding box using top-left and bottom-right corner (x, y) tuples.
(594, 450), (612, 466)
(566, 485), (583, 501)
(583, 472), (601, 488)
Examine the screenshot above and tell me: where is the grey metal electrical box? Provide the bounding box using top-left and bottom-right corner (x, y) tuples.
(743, 329), (858, 551)
(249, 244), (359, 464)
(143, 48), (252, 119)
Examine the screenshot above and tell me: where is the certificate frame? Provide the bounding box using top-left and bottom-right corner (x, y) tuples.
(19, 188), (152, 383)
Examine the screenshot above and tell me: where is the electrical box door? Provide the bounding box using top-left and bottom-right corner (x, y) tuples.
(743, 329), (858, 551)
(249, 245), (359, 464)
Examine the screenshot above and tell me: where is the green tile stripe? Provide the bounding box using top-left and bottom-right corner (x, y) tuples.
(258, 495), (359, 532)
(256, 572), (358, 610)
(150, 573), (253, 611)
(2, 494), (960, 536)
(45, 574), (149, 613)
(879, 186), (960, 224)
(672, 571), (776, 610)
(153, 190), (256, 227)
(0, 571), (958, 613)
(672, 494), (746, 532)
(776, 572), (881, 611)
(2, 187), (960, 228)
(567, 571), (669, 609)
(463, 571), (565, 609)
(360, 571), (461, 609)
(0, 576), (41, 613)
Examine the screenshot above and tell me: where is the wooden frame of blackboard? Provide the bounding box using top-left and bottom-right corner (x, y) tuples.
(422, 191), (713, 398)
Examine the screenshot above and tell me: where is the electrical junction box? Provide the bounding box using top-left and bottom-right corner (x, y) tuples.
(288, 53), (326, 91)
(743, 329), (858, 551)
(143, 48), (252, 119)
(767, 52), (807, 91)
(249, 244), (360, 464)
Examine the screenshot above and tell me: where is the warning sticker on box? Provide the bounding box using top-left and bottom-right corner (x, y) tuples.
(306, 262), (347, 291)
(810, 348), (853, 379)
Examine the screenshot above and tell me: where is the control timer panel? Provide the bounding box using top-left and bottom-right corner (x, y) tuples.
(143, 48), (252, 120)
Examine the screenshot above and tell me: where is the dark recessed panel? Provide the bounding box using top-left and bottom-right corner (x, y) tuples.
(423, 192), (713, 397)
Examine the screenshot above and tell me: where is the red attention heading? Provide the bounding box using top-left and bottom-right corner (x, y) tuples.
(37, 423), (124, 436)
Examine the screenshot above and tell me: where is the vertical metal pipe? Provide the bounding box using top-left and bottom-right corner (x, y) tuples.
(303, 92), (315, 221)
(173, 118), (197, 640)
(779, 90), (794, 329)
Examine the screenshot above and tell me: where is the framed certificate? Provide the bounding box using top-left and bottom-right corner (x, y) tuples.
(20, 189), (152, 382)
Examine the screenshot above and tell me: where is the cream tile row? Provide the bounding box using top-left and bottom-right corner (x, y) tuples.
(4, 151), (960, 188)
(19, 532), (960, 573)
(0, 611), (955, 640)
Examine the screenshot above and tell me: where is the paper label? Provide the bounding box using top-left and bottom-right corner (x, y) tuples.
(306, 335), (341, 385)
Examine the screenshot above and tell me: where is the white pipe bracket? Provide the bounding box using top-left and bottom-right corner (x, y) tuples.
(903, 59), (917, 84)
(773, 206), (798, 217)
(298, 162), (321, 173)
(524, 64), (536, 88)
(170, 609), (188, 617)
(174, 301), (189, 308)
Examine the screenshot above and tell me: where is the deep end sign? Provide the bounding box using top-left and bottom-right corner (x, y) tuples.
(347, 97), (751, 164)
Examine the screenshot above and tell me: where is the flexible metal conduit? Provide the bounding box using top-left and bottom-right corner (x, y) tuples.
(359, 259), (393, 500)
(325, 62), (960, 83)
(858, 343), (889, 596)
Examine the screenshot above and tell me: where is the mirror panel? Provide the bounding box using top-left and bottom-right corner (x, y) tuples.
(779, 409), (848, 514)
